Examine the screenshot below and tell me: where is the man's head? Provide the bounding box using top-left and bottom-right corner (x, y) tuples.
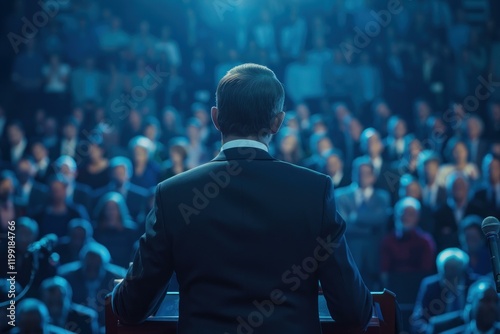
(482, 154), (500, 185)
(459, 215), (486, 254)
(7, 121), (25, 146)
(0, 171), (17, 203)
(398, 174), (422, 200)
(15, 299), (50, 334)
(436, 248), (469, 282)
(212, 63), (285, 144)
(16, 157), (36, 185)
(39, 276), (72, 321)
(80, 242), (111, 281)
(352, 156), (375, 189)
(465, 280), (499, 331)
(68, 218), (93, 253)
(54, 155), (77, 183)
(417, 150), (441, 185)
(360, 128), (383, 157)
(109, 157), (132, 186)
(446, 172), (469, 205)
(325, 149), (344, 177)
(48, 174), (69, 205)
(394, 197), (421, 232)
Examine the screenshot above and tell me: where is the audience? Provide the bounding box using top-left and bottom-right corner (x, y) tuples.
(0, 0), (498, 331)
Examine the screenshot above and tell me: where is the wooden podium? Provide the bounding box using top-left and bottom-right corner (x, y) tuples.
(105, 290), (397, 334)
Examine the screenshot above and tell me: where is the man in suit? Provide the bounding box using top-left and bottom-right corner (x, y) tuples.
(464, 116), (489, 169)
(112, 63), (373, 333)
(92, 156), (150, 222)
(324, 149), (351, 189)
(3, 121), (29, 168)
(10, 298), (73, 334)
(40, 276), (99, 334)
(410, 248), (479, 334)
(359, 127), (392, 194)
(335, 156), (392, 289)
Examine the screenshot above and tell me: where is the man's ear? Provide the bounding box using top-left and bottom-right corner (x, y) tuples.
(211, 107), (221, 132)
(270, 111), (285, 135)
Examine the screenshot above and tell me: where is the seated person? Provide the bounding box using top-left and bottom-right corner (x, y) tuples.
(411, 248), (479, 334)
(40, 276), (99, 334)
(381, 197), (436, 287)
(58, 242), (126, 326)
(459, 215), (491, 276)
(54, 219), (94, 265)
(11, 298), (72, 334)
(428, 279), (500, 333)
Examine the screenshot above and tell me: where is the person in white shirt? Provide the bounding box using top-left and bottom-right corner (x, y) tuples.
(437, 138), (480, 187)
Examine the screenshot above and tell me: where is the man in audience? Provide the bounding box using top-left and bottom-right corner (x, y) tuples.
(93, 156), (149, 222)
(470, 154), (500, 218)
(428, 279), (500, 334)
(381, 197), (436, 288)
(14, 157), (48, 216)
(11, 298), (71, 334)
(411, 248), (479, 334)
(358, 127), (391, 194)
(464, 115), (489, 169)
(54, 155), (93, 213)
(458, 215), (491, 276)
(3, 121), (29, 168)
(335, 156), (391, 289)
(417, 150), (447, 210)
(55, 218), (94, 265)
(58, 242), (126, 326)
(40, 276), (99, 334)
(433, 172), (475, 251)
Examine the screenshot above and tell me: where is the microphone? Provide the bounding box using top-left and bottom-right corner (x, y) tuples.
(481, 216), (500, 293)
(27, 234), (58, 255)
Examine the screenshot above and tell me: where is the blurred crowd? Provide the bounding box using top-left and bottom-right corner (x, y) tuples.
(1, 0), (500, 333)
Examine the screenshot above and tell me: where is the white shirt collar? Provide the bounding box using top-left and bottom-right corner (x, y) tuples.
(221, 139), (268, 152)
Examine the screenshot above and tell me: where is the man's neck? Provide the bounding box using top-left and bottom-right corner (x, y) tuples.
(222, 135), (270, 148)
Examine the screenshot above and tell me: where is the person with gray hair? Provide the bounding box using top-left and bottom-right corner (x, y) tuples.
(411, 247), (480, 334)
(381, 197), (435, 287)
(40, 276), (99, 334)
(128, 136), (161, 190)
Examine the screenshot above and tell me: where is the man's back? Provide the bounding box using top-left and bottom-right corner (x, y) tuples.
(113, 147), (372, 333)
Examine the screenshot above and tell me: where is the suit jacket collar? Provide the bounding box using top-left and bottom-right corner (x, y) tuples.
(212, 147), (275, 162)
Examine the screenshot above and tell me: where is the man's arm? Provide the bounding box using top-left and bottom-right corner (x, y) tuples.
(318, 177), (373, 331)
(111, 184), (174, 324)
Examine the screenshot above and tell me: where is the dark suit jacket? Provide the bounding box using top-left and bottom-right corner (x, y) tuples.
(14, 181), (48, 216)
(469, 186), (500, 219)
(112, 147), (372, 333)
(63, 303), (99, 334)
(433, 203), (475, 252)
(70, 182), (93, 214)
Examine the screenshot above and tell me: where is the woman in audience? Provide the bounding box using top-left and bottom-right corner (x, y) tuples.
(76, 141), (110, 190)
(93, 192), (139, 268)
(437, 138), (480, 186)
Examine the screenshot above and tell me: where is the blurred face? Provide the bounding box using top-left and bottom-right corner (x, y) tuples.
(394, 120), (407, 139)
(443, 259), (464, 282)
(0, 178), (15, 202)
(335, 105), (349, 122)
(488, 159), (500, 184)
(58, 164), (75, 182)
(417, 102), (431, 120)
(7, 125), (23, 145)
(406, 182), (422, 199)
(376, 103), (391, 118)
(367, 134), (383, 157)
(467, 119), (482, 139)
(63, 124), (77, 140)
(133, 146), (149, 164)
(195, 110), (209, 126)
(170, 146), (185, 164)
(326, 155), (342, 176)
(104, 201), (121, 223)
(83, 253), (103, 281)
(350, 120), (362, 140)
(473, 287), (499, 330)
(317, 138), (332, 154)
(144, 125), (158, 141)
(17, 225), (36, 254)
(358, 164), (375, 188)
(491, 104), (500, 122)
(112, 166), (128, 185)
(398, 206), (419, 231)
(452, 178), (469, 203)
(463, 227), (484, 253)
(424, 160), (439, 183)
(280, 135), (298, 154)
(42, 287), (66, 319)
(129, 111), (141, 129)
(50, 181), (67, 203)
(187, 125), (200, 141)
(31, 143), (47, 162)
(17, 160), (34, 184)
(452, 143), (468, 164)
(89, 144), (103, 162)
(296, 104), (310, 119)
(69, 227), (86, 251)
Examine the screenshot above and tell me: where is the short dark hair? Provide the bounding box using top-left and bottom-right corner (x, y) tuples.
(216, 63), (285, 137)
